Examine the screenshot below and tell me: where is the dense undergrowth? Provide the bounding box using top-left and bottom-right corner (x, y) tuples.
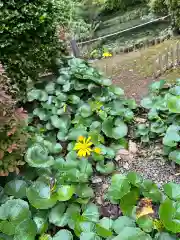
(136, 79), (180, 164)
(0, 57), (179, 239)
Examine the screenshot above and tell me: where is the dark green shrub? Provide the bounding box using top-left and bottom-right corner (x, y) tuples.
(166, 0), (180, 32)
(104, 0), (146, 12)
(149, 0), (168, 15)
(0, 0), (66, 99)
(136, 80), (180, 165)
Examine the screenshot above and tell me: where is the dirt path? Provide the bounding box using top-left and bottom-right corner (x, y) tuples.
(93, 38), (180, 101)
(112, 69), (154, 102)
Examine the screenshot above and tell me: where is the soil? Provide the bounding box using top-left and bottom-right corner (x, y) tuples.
(112, 69), (154, 102)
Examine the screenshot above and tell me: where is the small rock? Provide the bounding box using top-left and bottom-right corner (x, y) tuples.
(135, 117), (146, 123)
(116, 148), (134, 162)
(96, 196), (103, 205)
(123, 162), (129, 170)
(129, 140), (138, 154)
(169, 175), (174, 181)
(91, 176), (103, 184)
(102, 183), (109, 192)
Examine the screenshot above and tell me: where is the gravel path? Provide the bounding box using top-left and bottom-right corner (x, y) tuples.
(118, 142), (180, 185)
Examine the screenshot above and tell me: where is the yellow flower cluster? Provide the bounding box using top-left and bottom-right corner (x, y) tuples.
(103, 52), (112, 58)
(73, 136), (101, 158)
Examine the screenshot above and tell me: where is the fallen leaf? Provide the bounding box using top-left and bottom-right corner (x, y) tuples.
(136, 198), (154, 219)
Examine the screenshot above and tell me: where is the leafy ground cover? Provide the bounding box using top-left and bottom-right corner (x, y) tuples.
(0, 57), (179, 240)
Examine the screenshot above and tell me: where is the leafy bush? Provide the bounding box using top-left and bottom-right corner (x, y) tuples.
(166, 0), (180, 32)
(0, 0), (66, 98)
(149, 0), (168, 15)
(0, 172), (179, 239)
(136, 79), (180, 164)
(0, 65), (28, 176)
(104, 0), (147, 12)
(26, 58), (137, 176)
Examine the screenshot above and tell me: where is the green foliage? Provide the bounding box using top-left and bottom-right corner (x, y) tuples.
(0, 172), (179, 239)
(26, 58), (135, 179)
(0, 0), (66, 98)
(166, 0), (180, 31)
(149, 0), (168, 15)
(136, 79), (180, 164)
(104, 0), (147, 12)
(0, 66), (28, 175)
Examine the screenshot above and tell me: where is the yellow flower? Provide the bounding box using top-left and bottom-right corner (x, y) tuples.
(94, 147), (101, 154)
(103, 52), (112, 58)
(74, 136), (93, 158)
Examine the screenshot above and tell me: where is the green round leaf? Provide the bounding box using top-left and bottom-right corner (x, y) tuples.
(96, 162), (115, 175)
(82, 203), (99, 223)
(80, 104), (93, 118)
(166, 94), (180, 113)
(163, 182), (180, 201)
(96, 217), (113, 238)
(0, 199), (31, 222)
(120, 189), (140, 217)
(33, 212), (48, 234)
(108, 174), (131, 201)
(169, 150), (180, 164)
(0, 221), (16, 235)
(112, 227), (152, 240)
(51, 115), (69, 130)
(0, 233), (13, 240)
(49, 203), (67, 227)
(112, 122), (128, 139)
(68, 128), (87, 140)
(26, 181), (57, 209)
(45, 82), (55, 94)
(136, 216), (153, 233)
(75, 185), (94, 199)
(102, 117), (113, 138)
(57, 185), (75, 201)
(15, 219), (37, 239)
(159, 198), (180, 233)
(69, 95), (80, 104)
(113, 216), (136, 234)
(96, 218), (113, 238)
(141, 97), (153, 109)
(149, 80), (165, 93)
(4, 180), (27, 198)
(163, 125), (180, 147)
(25, 144), (55, 168)
(141, 180), (163, 202)
(127, 172), (143, 187)
(80, 232), (102, 240)
(154, 232), (177, 240)
(53, 230), (73, 240)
